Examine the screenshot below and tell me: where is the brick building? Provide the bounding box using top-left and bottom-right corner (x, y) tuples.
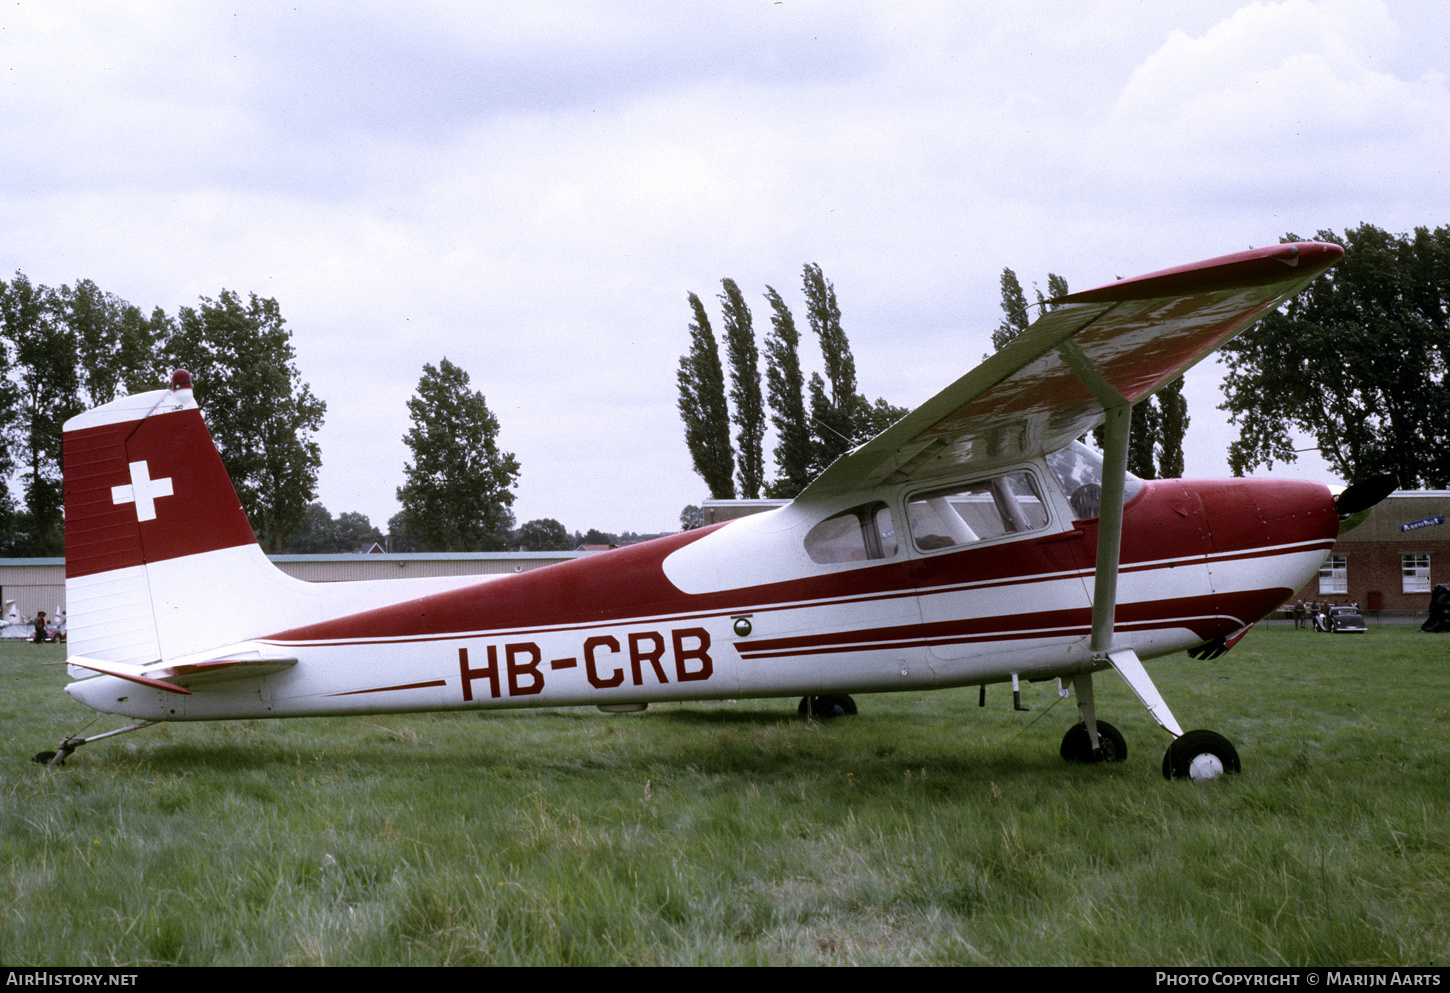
(1291, 490), (1450, 615)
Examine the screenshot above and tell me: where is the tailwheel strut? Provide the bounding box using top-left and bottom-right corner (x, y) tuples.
(32, 722), (159, 767)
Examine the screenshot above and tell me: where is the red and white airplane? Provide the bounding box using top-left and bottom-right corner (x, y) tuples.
(44, 242), (1391, 779)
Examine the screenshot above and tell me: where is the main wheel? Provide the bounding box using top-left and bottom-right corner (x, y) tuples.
(1162, 729), (1240, 780)
(1059, 720), (1127, 763)
(797, 694), (858, 719)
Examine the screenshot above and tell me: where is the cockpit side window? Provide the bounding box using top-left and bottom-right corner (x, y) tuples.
(1045, 441), (1143, 521)
(907, 471), (1048, 552)
(805, 502), (899, 564)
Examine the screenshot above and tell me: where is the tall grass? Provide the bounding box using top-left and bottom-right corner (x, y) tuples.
(2, 628), (1447, 965)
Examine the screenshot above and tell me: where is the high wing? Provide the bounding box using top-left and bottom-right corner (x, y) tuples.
(799, 242), (1344, 503)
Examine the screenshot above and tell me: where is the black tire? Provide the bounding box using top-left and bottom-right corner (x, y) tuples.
(797, 694), (858, 719)
(1059, 719), (1127, 763)
(1161, 729), (1241, 780)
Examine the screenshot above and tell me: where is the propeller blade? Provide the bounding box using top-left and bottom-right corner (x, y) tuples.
(1335, 472), (1398, 517)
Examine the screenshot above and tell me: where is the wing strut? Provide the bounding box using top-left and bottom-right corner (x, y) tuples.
(1086, 402), (1184, 740)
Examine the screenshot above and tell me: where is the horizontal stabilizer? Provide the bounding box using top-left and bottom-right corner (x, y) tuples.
(67, 653), (298, 694)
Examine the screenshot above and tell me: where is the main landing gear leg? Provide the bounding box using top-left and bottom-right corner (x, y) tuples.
(1059, 672), (1126, 763)
(1105, 647), (1240, 781)
(32, 722), (159, 767)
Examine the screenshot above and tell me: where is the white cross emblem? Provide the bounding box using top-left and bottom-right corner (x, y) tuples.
(112, 461), (174, 523)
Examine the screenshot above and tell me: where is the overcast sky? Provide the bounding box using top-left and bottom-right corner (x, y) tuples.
(3, 0), (1447, 535)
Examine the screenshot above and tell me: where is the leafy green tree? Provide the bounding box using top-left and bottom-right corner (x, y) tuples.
(286, 502), (338, 553)
(515, 518), (573, 552)
(1221, 224), (1450, 487)
(165, 290), (325, 551)
(762, 286), (811, 498)
(386, 510), (429, 553)
(1040, 273), (1070, 310)
(579, 528), (617, 548)
(680, 504), (707, 530)
(285, 503), (381, 553)
(720, 279), (764, 499)
(681, 267), (903, 499)
(397, 358), (520, 552)
(0, 273), (174, 556)
(677, 293), (735, 499)
(2, 273), (78, 556)
(62, 279), (165, 407)
(855, 396), (909, 439)
(334, 512), (384, 552)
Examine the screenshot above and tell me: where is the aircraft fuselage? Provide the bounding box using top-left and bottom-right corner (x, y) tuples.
(66, 467), (1339, 723)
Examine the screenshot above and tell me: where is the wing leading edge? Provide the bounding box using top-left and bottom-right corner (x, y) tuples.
(799, 242), (1343, 502)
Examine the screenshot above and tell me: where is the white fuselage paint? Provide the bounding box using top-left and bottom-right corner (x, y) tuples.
(64, 534), (1328, 723)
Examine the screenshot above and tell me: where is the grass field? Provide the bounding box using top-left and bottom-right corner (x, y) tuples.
(2, 627), (1448, 966)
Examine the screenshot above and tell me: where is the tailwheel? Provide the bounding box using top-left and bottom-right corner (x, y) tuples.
(1162, 729), (1240, 781)
(797, 694), (857, 719)
(1060, 719), (1127, 763)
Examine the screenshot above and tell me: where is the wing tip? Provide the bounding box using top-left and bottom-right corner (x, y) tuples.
(1057, 242), (1344, 304)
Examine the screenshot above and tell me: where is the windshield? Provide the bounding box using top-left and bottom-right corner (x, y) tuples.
(1045, 441), (1143, 521)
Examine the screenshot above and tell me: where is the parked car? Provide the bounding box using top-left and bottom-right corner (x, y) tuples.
(1327, 605), (1367, 633)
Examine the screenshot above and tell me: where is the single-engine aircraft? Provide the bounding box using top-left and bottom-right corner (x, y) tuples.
(41, 242), (1396, 779)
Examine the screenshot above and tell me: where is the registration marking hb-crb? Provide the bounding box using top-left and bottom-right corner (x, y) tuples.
(458, 627), (714, 700)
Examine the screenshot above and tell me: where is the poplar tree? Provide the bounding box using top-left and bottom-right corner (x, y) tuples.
(677, 292), (735, 499)
(720, 278), (764, 499)
(802, 263), (859, 473)
(1156, 378), (1190, 479)
(993, 268), (1030, 351)
(763, 285), (811, 498)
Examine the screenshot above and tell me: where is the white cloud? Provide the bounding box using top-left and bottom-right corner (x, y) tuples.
(1099, 0), (1450, 196)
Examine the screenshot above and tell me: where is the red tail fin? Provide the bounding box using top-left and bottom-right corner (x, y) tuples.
(64, 370), (257, 580)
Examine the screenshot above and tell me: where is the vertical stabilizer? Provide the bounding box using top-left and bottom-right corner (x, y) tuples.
(64, 370), (273, 665)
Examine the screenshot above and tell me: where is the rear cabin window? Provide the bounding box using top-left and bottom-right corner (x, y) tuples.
(907, 471), (1048, 551)
(805, 503), (899, 564)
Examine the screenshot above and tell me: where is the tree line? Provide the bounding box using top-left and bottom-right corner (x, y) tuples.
(0, 273), (620, 558)
(0, 273), (324, 556)
(678, 264), (907, 502)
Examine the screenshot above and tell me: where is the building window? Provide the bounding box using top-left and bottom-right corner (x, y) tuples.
(1403, 553), (1431, 594)
(1319, 554), (1347, 595)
